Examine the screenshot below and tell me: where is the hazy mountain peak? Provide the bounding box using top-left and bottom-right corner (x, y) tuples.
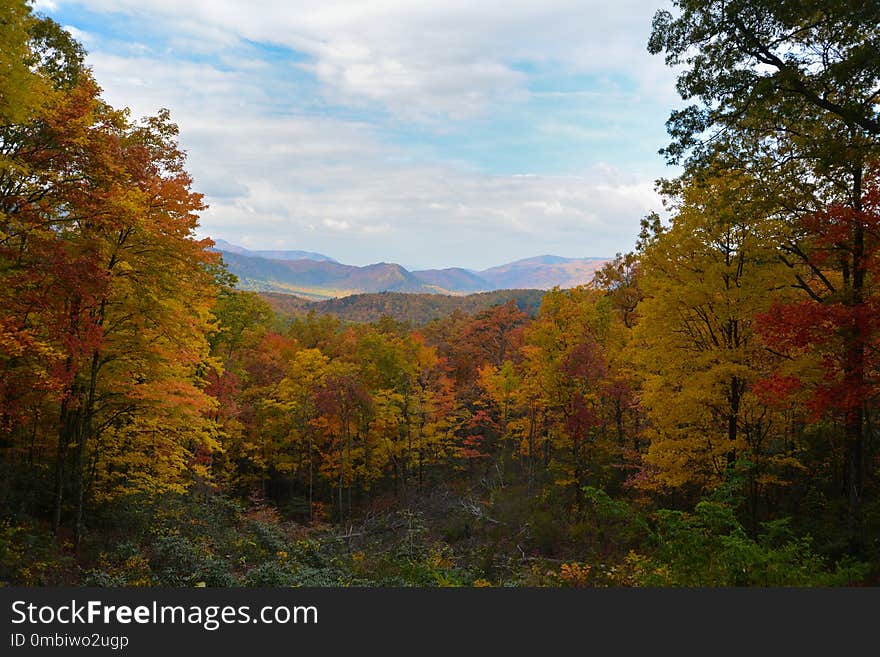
(211, 238), (247, 253)
(508, 255), (573, 266)
(210, 238), (337, 263)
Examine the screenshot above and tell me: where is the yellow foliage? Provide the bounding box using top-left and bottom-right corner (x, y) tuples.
(631, 170), (800, 493)
(559, 562), (591, 587)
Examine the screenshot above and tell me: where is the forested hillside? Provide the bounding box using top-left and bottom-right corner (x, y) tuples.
(260, 289), (546, 325)
(1, 0), (879, 588)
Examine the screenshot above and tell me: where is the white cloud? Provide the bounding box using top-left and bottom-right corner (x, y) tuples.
(61, 24), (92, 45)
(49, 1), (676, 268)
(59, 0), (678, 119)
(177, 105), (659, 268)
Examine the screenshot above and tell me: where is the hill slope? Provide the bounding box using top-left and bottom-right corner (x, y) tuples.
(261, 289), (546, 325)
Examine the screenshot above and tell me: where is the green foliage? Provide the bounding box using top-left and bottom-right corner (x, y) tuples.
(0, 519), (75, 586)
(649, 0), (880, 169)
(242, 562), (295, 587)
(636, 501), (869, 587)
(149, 535), (226, 587)
(579, 486), (649, 553)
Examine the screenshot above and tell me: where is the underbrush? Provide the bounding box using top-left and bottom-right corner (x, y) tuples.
(1, 485), (873, 587)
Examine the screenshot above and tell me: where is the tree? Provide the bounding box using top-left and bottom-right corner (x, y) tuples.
(519, 287), (618, 506)
(632, 171), (798, 516)
(649, 0), (880, 169)
(592, 252), (643, 329)
(649, 0), (880, 549)
(0, 6), (221, 547)
(264, 347), (329, 520)
(0, 9), (91, 436)
(56, 106), (220, 547)
(0, 1), (43, 125)
(755, 163), (880, 544)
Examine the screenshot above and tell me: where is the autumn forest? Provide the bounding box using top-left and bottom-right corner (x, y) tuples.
(2, 0), (879, 587)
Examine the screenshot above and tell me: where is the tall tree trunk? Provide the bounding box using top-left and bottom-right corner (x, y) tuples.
(73, 347), (100, 552)
(727, 376), (741, 469)
(72, 418), (88, 552)
(527, 407), (536, 497)
(844, 163), (865, 551)
(52, 398), (71, 535)
(308, 433), (313, 523)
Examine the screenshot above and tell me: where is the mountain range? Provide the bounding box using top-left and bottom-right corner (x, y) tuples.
(210, 239), (610, 299)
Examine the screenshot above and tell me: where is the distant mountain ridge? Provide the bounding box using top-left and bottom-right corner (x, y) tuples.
(410, 267), (490, 294)
(210, 239), (609, 299)
(211, 238), (337, 263)
(479, 255), (609, 290)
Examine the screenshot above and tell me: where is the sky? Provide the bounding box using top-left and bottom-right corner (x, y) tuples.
(34, 0), (682, 270)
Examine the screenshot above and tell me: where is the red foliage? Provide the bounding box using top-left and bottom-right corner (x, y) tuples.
(751, 374), (803, 408)
(204, 369), (241, 419)
(458, 434), (490, 460)
(755, 165), (880, 420)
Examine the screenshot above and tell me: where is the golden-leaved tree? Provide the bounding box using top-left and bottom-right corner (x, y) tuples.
(632, 171), (801, 514)
(0, 4), (220, 547)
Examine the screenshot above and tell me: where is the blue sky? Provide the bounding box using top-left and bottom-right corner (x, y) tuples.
(34, 0), (681, 269)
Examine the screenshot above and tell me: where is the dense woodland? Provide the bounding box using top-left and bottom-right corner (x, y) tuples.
(1, 0), (879, 586)
(259, 289), (547, 326)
